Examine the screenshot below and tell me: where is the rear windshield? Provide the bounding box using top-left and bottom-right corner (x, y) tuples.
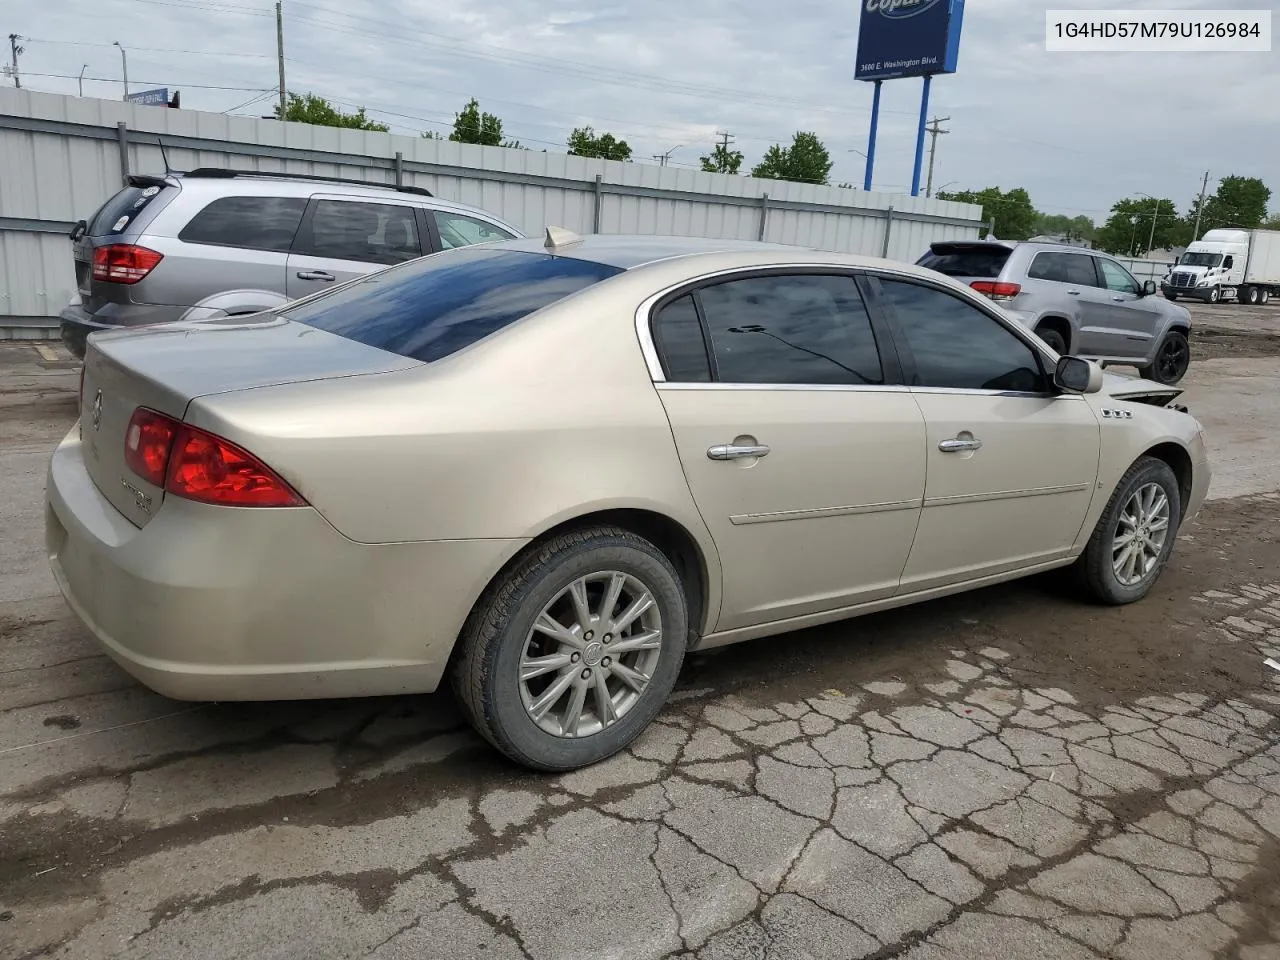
(917, 245), (1012, 279)
(282, 247), (624, 363)
(88, 184), (166, 237)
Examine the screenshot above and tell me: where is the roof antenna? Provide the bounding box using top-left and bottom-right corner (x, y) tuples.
(544, 225), (582, 250)
(156, 135), (173, 175)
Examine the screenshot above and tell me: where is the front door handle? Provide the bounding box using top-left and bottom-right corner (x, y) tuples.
(1112, 296), (1127, 302)
(296, 270), (336, 282)
(939, 437), (983, 453)
(1066, 290), (1081, 296)
(708, 443), (771, 461)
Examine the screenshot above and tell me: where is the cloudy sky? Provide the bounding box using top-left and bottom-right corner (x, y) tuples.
(11, 0), (1279, 222)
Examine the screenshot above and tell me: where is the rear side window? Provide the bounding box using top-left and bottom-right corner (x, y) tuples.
(88, 185), (166, 237)
(297, 200), (423, 265)
(434, 211), (516, 250)
(179, 196), (307, 253)
(1028, 252), (1099, 287)
(283, 248), (623, 363)
(918, 245), (1012, 279)
(652, 295), (711, 382)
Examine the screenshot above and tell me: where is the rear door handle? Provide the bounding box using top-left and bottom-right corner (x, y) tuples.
(296, 270), (336, 282)
(708, 443), (771, 461)
(939, 437), (983, 453)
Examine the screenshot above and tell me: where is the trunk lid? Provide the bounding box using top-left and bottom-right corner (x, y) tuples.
(80, 314), (420, 528)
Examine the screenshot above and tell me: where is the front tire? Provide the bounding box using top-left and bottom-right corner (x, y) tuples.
(1165, 291), (1177, 302)
(1139, 329), (1190, 385)
(452, 526), (688, 772)
(1208, 287), (1221, 304)
(1077, 457), (1181, 606)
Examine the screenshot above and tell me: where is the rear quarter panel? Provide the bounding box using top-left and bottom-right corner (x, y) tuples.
(183, 274), (722, 608)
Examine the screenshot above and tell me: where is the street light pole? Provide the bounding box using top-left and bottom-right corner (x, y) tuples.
(112, 42), (129, 98)
(1146, 198), (1161, 257)
(78, 63), (88, 97)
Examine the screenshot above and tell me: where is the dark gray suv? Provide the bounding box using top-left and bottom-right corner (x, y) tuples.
(60, 168), (523, 358)
(917, 240), (1193, 384)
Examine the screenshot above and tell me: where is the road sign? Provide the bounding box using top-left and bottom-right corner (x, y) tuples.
(855, 0), (966, 82)
(126, 88), (169, 106)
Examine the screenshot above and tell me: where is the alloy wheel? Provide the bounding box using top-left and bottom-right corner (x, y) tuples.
(518, 571), (663, 738)
(1112, 482), (1172, 586)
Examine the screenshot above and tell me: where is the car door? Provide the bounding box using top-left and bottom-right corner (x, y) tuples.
(286, 196), (427, 299)
(1078, 257), (1162, 358)
(649, 270), (927, 632)
(865, 274), (1101, 593)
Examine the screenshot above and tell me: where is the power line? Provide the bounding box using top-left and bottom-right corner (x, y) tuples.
(22, 70), (275, 93)
(20, 36), (272, 58)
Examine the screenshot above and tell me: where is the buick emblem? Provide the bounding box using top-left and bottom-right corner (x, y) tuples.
(91, 389), (103, 431)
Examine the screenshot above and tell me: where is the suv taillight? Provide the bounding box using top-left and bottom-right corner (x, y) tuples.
(970, 281), (1022, 301)
(92, 244), (164, 284)
(124, 407), (306, 507)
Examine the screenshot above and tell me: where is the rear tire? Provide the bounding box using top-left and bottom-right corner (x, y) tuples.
(1262, 289), (1272, 305)
(1035, 326), (1068, 355)
(1076, 456), (1181, 606)
(1243, 286), (1261, 306)
(452, 526), (688, 772)
(1139, 329), (1190, 385)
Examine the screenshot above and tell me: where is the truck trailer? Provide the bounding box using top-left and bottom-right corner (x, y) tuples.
(1162, 228), (1280, 305)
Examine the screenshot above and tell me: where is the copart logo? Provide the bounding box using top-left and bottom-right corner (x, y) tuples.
(866, 0), (943, 18)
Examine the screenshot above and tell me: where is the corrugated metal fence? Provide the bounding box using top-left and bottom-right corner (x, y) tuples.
(1114, 257), (1175, 285)
(0, 88), (986, 335)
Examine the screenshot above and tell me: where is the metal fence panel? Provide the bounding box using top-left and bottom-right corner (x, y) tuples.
(0, 88), (985, 324)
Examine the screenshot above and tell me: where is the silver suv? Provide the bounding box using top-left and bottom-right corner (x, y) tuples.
(917, 240), (1193, 384)
(59, 168), (524, 358)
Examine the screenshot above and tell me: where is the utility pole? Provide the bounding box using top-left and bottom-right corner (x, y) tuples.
(652, 144), (681, 167)
(7, 34), (23, 89)
(276, 1), (287, 119)
(1192, 170), (1210, 241)
(924, 116), (949, 198)
(1146, 198), (1162, 257)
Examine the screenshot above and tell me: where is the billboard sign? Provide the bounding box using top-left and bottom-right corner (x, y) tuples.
(126, 88), (170, 106)
(855, 0), (965, 81)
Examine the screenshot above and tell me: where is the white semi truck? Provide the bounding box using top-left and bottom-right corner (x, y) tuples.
(1161, 228), (1280, 306)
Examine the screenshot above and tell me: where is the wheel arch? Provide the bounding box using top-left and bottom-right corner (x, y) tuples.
(1141, 441), (1194, 521)
(1032, 314), (1073, 352)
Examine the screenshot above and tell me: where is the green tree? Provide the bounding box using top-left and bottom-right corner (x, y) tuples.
(750, 131), (833, 185)
(1033, 212), (1096, 243)
(421, 130), (443, 140)
(1191, 175), (1272, 233)
(700, 143), (744, 174)
(1093, 197), (1183, 256)
(447, 98), (522, 148)
(274, 92), (389, 131)
(567, 126), (632, 161)
(1262, 211), (1280, 231)
(936, 187), (1038, 240)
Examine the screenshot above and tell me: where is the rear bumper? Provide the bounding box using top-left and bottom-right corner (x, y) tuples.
(46, 427), (522, 701)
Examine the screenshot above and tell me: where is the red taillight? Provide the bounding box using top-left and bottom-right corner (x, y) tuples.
(970, 281), (1022, 301)
(125, 408), (180, 486)
(123, 407), (305, 507)
(92, 244), (164, 284)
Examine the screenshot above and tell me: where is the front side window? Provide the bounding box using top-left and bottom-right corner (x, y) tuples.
(179, 196), (307, 252)
(1222, 255), (1235, 270)
(282, 247), (622, 363)
(301, 200), (423, 265)
(695, 273), (884, 386)
(434, 211), (516, 250)
(876, 278), (1048, 393)
(1096, 258), (1140, 295)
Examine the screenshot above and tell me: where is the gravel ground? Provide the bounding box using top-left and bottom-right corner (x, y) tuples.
(2, 317), (1280, 960)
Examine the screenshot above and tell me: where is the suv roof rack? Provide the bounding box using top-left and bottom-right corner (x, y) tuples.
(180, 167), (433, 197)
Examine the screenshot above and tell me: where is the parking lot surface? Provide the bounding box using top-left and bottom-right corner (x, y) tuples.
(3, 302), (1280, 960)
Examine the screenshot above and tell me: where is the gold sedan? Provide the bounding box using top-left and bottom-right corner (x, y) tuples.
(47, 230), (1210, 771)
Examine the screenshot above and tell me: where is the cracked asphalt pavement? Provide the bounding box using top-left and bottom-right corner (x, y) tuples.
(3, 313), (1280, 960)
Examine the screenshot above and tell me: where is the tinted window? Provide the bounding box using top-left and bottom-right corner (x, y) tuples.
(878, 279), (1048, 393)
(435, 211), (515, 250)
(302, 200), (422, 265)
(89, 184), (166, 237)
(283, 248), (623, 363)
(1096, 258), (1139, 295)
(696, 274), (883, 385)
(1028, 252), (1098, 287)
(178, 196), (307, 253)
(917, 245), (1012, 279)
(652, 295), (711, 382)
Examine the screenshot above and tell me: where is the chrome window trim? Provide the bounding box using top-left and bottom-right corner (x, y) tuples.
(634, 261), (1062, 389)
(655, 382), (1082, 401)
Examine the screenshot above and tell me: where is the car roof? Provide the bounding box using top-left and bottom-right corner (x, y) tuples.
(163, 170), (517, 224)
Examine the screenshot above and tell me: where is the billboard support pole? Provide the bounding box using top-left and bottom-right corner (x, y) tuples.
(863, 80), (882, 192)
(910, 74), (932, 197)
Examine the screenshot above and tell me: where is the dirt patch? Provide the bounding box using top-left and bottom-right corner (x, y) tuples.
(1192, 326), (1280, 362)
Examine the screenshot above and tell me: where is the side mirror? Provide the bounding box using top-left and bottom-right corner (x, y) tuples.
(1054, 355), (1103, 395)
(1142, 280), (1157, 296)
